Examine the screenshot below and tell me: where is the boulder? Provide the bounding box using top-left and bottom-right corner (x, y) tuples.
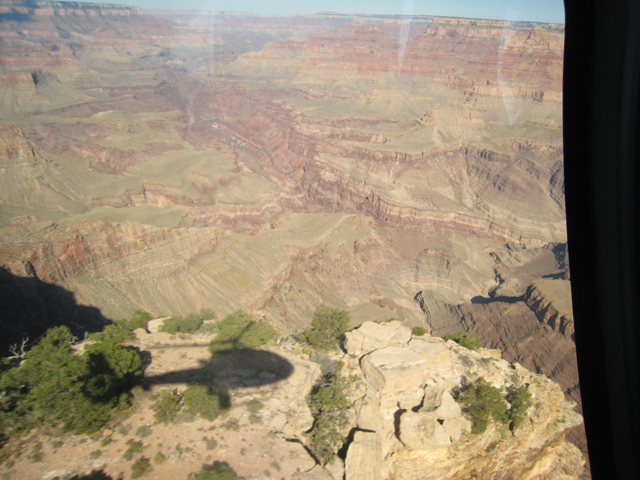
(300, 465), (334, 480)
(344, 321), (412, 356)
(287, 440), (317, 473)
(420, 387), (461, 419)
(147, 318), (168, 333)
(133, 328), (148, 339)
(355, 394), (384, 431)
(345, 431), (382, 480)
(360, 346), (426, 393)
(407, 337), (452, 377)
(399, 411), (452, 450)
(325, 456), (345, 480)
(442, 417), (471, 442)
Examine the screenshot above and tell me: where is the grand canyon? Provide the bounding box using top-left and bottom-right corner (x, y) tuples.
(0, 2), (585, 479)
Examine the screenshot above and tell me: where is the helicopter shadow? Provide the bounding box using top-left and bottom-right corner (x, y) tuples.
(141, 324), (295, 408)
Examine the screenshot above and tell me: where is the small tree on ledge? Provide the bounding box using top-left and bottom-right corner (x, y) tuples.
(304, 305), (350, 351)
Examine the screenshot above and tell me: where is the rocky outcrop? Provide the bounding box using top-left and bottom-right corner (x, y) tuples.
(0, 1), (142, 17)
(525, 279), (574, 337)
(342, 322), (585, 480)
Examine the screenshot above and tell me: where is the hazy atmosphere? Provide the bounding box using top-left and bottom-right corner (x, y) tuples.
(70, 0), (566, 23)
(0, 0), (580, 479)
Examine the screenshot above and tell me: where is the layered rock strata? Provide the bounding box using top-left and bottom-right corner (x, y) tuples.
(335, 321), (585, 480)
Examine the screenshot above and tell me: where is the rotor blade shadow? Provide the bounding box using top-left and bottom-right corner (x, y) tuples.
(142, 347), (295, 408)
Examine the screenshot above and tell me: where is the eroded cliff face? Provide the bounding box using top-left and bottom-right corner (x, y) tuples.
(0, 3), (583, 471)
(336, 322), (585, 480)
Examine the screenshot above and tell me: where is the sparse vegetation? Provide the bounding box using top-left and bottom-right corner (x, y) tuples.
(153, 452), (167, 464)
(101, 437), (113, 447)
(412, 326), (426, 336)
(444, 331), (482, 350)
(89, 310), (152, 343)
(209, 310), (277, 353)
(194, 461), (242, 480)
(123, 439), (144, 460)
(131, 457), (152, 478)
(306, 373), (349, 464)
(456, 377), (531, 433)
(506, 385), (532, 430)
(0, 326), (145, 438)
(152, 389), (183, 424)
(28, 443), (43, 462)
(161, 309), (218, 335)
(221, 419), (240, 431)
(303, 305), (350, 351)
(183, 382), (227, 421)
(136, 425), (152, 437)
(246, 399), (263, 415)
(202, 437), (218, 450)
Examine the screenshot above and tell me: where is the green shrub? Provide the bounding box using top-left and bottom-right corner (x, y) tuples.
(152, 389), (182, 424)
(303, 305), (350, 351)
(209, 311), (277, 353)
(88, 322), (135, 344)
(0, 326), (144, 437)
(444, 332), (482, 350)
(100, 437), (112, 447)
(89, 310), (152, 343)
(153, 452), (167, 465)
(83, 340), (145, 402)
(194, 461), (242, 480)
(307, 374), (349, 464)
(129, 311), (152, 331)
(199, 309), (217, 321)
(123, 439), (144, 460)
(183, 384), (227, 421)
(136, 425), (152, 438)
(246, 399), (262, 415)
(160, 314), (203, 335)
(506, 385), (532, 430)
(159, 309), (217, 335)
(202, 437), (218, 450)
(131, 457), (152, 478)
(28, 442), (43, 462)
(456, 378), (509, 433)
(412, 326), (426, 336)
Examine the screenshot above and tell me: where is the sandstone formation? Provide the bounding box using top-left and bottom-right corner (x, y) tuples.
(340, 322), (585, 480)
(0, 1), (584, 473)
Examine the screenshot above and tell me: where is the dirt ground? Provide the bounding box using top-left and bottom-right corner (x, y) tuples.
(1, 331), (327, 480)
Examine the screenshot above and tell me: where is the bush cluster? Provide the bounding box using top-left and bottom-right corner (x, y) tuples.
(412, 326), (426, 336)
(303, 305), (350, 351)
(0, 326), (145, 437)
(306, 373), (349, 464)
(209, 310), (277, 353)
(89, 310), (153, 344)
(456, 377), (532, 433)
(194, 461), (242, 480)
(183, 383), (227, 421)
(160, 309), (217, 334)
(506, 385), (533, 429)
(131, 457), (152, 478)
(152, 389), (182, 424)
(444, 331), (482, 350)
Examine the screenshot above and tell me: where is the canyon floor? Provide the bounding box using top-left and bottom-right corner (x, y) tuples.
(0, 1), (586, 477)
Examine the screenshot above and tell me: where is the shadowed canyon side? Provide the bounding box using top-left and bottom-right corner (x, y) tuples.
(0, 1), (585, 477)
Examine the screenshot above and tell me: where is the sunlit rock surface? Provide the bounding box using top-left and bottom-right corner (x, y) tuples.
(343, 322), (584, 480)
(0, 0), (585, 469)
